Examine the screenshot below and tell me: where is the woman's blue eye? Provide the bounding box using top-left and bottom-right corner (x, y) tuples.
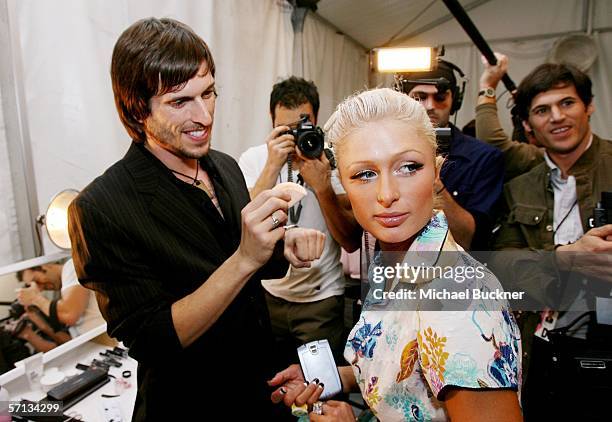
(351, 170), (377, 181)
(171, 99), (186, 108)
(397, 162), (423, 175)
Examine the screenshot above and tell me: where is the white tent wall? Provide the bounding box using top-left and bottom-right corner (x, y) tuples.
(301, 12), (369, 128)
(15, 1), (129, 260)
(588, 31), (612, 140)
(396, 0), (611, 139)
(6, 0), (294, 257)
(1, 0), (370, 261)
(0, 89), (22, 265)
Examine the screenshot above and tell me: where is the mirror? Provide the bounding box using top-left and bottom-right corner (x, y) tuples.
(0, 252), (107, 375)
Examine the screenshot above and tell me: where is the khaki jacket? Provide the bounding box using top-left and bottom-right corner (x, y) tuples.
(490, 134), (612, 385)
(475, 103), (543, 181)
(495, 134), (612, 251)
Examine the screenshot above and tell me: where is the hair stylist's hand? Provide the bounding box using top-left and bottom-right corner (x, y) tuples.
(269, 364), (324, 408)
(284, 228), (326, 268)
(265, 126), (296, 171)
(236, 189), (289, 270)
(309, 400), (356, 421)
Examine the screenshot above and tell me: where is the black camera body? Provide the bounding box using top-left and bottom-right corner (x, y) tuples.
(435, 127), (452, 157)
(9, 300), (25, 319)
(286, 114), (325, 159)
(592, 192), (612, 227)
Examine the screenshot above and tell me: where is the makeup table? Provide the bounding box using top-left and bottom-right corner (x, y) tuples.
(0, 324), (137, 421)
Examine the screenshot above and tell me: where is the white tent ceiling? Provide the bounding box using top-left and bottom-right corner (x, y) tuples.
(311, 0), (612, 142)
(316, 0), (491, 49)
(314, 0), (608, 50)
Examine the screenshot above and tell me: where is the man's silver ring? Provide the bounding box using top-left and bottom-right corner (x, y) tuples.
(270, 213), (280, 229)
(312, 401), (324, 415)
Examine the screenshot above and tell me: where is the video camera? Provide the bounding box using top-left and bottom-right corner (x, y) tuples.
(285, 114), (325, 159)
(395, 76), (455, 102)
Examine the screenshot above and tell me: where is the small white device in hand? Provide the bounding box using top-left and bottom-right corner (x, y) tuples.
(297, 339), (342, 400)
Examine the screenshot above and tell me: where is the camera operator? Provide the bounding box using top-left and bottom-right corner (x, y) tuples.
(397, 61), (505, 250)
(239, 76), (361, 365)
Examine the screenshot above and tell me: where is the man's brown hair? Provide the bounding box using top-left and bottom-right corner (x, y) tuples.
(111, 18), (216, 142)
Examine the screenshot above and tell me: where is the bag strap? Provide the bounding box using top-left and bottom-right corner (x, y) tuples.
(550, 311), (594, 335)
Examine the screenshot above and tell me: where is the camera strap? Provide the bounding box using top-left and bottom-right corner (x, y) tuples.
(287, 155), (304, 224)
(290, 198), (303, 224)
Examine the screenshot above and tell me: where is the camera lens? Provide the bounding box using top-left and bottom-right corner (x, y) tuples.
(297, 131), (324, 159)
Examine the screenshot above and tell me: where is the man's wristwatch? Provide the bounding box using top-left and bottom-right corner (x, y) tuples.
(478, 87), (496, 98)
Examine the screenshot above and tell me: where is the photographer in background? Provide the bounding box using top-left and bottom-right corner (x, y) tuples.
(15, 258), (104, 350)
(239, 77), (361, 364)
(13, 261), (69, 352)
(397, 61), (504, 250)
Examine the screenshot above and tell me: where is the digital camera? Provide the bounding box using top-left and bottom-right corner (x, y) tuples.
(592, 192), (612, 227)
(9, 300), (25, 319)
(285, 114), (325, 159)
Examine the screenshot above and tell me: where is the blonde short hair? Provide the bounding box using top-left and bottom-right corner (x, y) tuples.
(324, 88), (437, 161)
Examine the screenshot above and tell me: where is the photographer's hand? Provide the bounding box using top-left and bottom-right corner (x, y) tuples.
(296, 149), (331, 195)
(249, 126), (295, 199)
(266, 126), (295, 170)
(16, 284), (45, 308)
(295, 150), (362, 252)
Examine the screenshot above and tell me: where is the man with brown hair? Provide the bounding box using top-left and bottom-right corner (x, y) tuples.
(486, 59), (612, 420)
(68, 18), (323, 420)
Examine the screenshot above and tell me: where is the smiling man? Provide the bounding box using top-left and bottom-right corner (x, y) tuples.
(489, 62), (612, 419)
(494, 62), (612, 252)
(68, 18), (324, 421)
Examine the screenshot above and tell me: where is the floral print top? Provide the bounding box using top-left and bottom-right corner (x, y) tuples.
(344, 212), (521, 421)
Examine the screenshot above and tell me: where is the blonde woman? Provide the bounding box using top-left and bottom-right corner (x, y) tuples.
(269, 88), (522, 421)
